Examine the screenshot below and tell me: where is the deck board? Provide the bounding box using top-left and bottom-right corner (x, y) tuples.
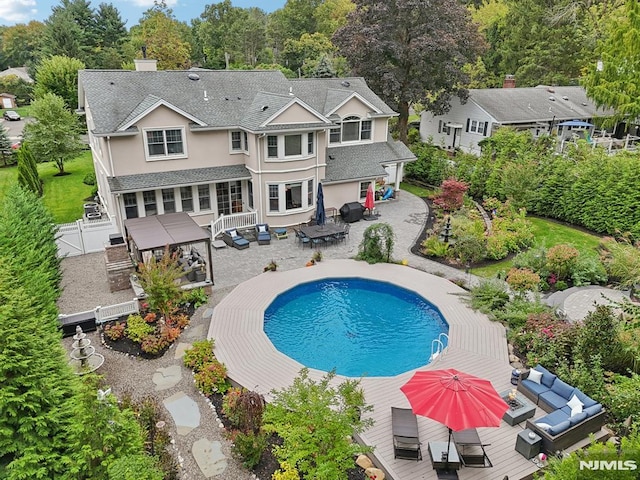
(208, 260), (579, 480)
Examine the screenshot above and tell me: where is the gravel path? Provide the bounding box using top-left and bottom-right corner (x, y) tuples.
(58, 254), (252, 480)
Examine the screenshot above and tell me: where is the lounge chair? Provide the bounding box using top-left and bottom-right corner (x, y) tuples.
(392, 407), (422, 461)
(222, 228), (250, 250)
(255, 223), (271, 245)
(452, 429), (492, 468)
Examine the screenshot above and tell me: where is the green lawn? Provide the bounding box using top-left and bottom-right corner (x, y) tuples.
(400, 181), (436, 198)
(0, 151), (95, 224)
(471, 216), (603, 278)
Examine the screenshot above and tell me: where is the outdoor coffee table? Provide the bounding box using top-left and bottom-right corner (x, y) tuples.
(501, 389), (536, 426)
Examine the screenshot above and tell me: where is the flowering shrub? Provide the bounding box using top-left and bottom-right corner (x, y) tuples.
(183, 339), (215, 372)
(506, 268), (541, 293)
(546, 244), (579, 281)
(160, 325), (181, 343)
(104, 321), (126, 340)
(140, 334), (169, 355)
(272, 462), (300, 480)
(125, 314), (155, 343)
(432, 178), (468, 211)
(194, 359), (229, 395)
(509, 312), (576, 368)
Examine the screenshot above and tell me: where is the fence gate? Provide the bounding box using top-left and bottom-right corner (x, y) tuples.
(56, 217), (118, 258)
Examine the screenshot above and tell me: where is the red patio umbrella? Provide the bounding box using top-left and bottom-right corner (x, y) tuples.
(400, 368), (508, 468)
(364, 182), (375, 214)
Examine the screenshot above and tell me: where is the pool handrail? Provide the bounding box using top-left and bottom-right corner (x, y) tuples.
(430, 332), (449, 362)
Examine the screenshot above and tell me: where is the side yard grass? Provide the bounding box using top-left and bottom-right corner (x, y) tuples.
(0, 151), (94, 224)
(472, 216), (602, 278)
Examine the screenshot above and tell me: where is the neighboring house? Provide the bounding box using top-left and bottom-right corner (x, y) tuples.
(78, 60), (415, 234)
(420, 84), (612, 155)
(0, 93), (16, 109)
(0, 66), (33, 84)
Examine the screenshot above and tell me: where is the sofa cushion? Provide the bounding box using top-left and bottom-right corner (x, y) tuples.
(569, 411), (588, 426)
(537, 409), (569, 427)
(528, 368), (543, 384)
(521, 379), (550, 399)
(550, 378), (575, 400)
(584, 403), (603, 417)
(540, 390), (573, 410)
(535, 365), (558, 388)
(573, 388), (598, 408)
(549, 420), (571, 436)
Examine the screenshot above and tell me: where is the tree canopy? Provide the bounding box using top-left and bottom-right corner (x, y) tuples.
(34, 55), (85, 110)
(334, 0), (485, 143)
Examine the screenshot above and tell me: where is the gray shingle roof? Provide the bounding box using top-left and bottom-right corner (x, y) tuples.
(107, 164), (251, 192)
(79, 70), (397, 134)
(324, 140), (416, 183)
(470, 86), (612, 123)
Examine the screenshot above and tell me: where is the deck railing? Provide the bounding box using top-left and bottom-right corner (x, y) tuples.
(210, 211), (258, 239)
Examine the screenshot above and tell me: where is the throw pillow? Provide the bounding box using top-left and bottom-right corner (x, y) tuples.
(528, 368), (543, 385)
(567, 394), (584, 411)
(571, 405), (583, 416)
(258, 225), (267, 233)
(229, 229), (237, 238)
(535, 422), (552, 432)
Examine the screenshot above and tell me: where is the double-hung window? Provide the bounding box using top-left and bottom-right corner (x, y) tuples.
(143, 190), (157, 216)
(267, 135), (278, 158)
(467, 119), (486, 135)
(145, 128), (184, 159)
(123, 193), (138, 219)
(180, 186), (193, 212)
(231, 130), (249, 152)
(162, 189), (176, 213)
(198, 185), (211, 210)
(268, 185), (279, 212)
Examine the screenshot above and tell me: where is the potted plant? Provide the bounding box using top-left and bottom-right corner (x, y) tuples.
(312, 250), (323, 262)
(264, 260), (278, 272)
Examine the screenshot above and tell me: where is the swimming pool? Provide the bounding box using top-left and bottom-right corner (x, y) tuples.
(264, 278), (449, 377)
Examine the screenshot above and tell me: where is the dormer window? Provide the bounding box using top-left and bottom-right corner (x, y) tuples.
(329, 116), (372, 144)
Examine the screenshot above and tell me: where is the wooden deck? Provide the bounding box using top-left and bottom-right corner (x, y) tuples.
(207, 260), (584, 480)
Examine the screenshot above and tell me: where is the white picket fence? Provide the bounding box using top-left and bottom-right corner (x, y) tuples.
(56, 217), (118, 258)
(59, 299), (140, 327)
(210, 211), (258, 239)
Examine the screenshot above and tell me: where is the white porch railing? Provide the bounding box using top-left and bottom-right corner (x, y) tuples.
(95, 299), (140, 324)
(210, 211), (258, 239)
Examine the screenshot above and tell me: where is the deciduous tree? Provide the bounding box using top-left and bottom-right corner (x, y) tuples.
(334, 0), (484, 144)
(34, 55), (85, 110)
(582, 0), (640, 126)
(23, 93), (83, 175)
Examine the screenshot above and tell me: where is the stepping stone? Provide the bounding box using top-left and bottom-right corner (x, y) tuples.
(174, 342), (191, 360)
(184, 324), (204, 340)
(163, 391), (200, 435)
(192, 438), (227, 477)
(203, 308), (214, 319)
(152, 365), (182, 391)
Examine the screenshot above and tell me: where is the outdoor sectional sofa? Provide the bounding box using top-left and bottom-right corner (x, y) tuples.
(518, 365), (606, 453)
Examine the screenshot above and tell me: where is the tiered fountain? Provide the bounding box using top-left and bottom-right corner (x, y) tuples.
(68, 325), (104, 375)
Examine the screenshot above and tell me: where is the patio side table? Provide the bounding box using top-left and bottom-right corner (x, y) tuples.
(515, 429), (541, 459)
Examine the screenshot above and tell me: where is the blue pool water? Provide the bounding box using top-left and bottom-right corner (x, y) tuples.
(264, 278), (449, 377)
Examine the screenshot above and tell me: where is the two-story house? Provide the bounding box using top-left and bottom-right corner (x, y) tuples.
(78, 60), (415, 235)
(420, 84), (609, 155)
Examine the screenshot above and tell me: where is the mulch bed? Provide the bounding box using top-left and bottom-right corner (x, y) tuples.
(209, 393), (368, 479)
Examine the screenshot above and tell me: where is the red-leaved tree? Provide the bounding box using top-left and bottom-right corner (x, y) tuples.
(433, 178), (469, 212)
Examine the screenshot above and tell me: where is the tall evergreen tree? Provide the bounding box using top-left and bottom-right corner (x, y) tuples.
(0, 124), (14, 167)
(94, 3), (129, 68)
(16, 143), (43, 197)
(42, 0), (98, 66)
(334, 0), (484, 144)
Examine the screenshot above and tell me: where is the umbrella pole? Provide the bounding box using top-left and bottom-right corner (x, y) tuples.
(445, 428), (452, 471)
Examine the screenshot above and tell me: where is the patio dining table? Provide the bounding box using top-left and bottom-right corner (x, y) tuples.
(300, 223), (344, 240)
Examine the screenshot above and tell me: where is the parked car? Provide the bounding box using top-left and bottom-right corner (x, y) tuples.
(3, 110), (20, 121)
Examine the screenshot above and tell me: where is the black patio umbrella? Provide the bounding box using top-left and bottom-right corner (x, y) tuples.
(315, 183), (326, 227)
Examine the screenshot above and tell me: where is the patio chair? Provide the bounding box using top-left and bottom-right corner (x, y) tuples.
(294, 228), (310, 248)
(392, 407), (422, 461)
(222, 228), (250, 250)
(452, 429), (492, 468)
(255, 223), (271, 245)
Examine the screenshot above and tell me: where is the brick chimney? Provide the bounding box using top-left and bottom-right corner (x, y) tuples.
(134, 59), (157, 71)
(503, 74), (516, 88)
